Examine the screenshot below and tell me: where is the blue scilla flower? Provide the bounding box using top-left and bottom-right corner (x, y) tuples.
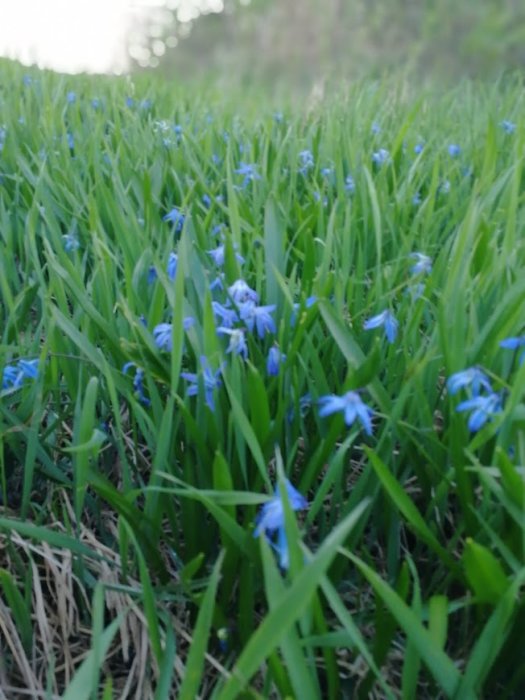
(123, 362), (150, 406)
(208, 246), (225, 266)
(363, 309), (398, 343)
(448, 144), (461, 157)
(500, 336), (525, 364)
(153, 323), (173, 351)
(345, 175), (355, 193)
(447, 367), (492, 397)
(456, 392), (503, 432)
(412, 192), (422, 207)
(228, 279), (259, 305)
(255, 481), (308, 533)
(162, 207), (185, 233)
(181, 356), (223, 411)
(371, 121), (381, 134)
(287, 393), (313, 424)
(254, 479), (308, 570)
(239, 302), (277, 339)
(321, 166), (333, 178)
(66, 91), (76, 104)
(67, 132), (75, 151)
(2, 365), (20, 389)
(500, 120), (516, 134)
(153, 318), (194, 351)
(202, 194), (212, 208)
(267, 346), (285, 376)
(18, 359), (39, 379)
(217, 626), (231, 653)
(148, 266), (158, 285)
(298, 149), (314, 174)
(91, 98), (101, 109)
(2, 359), (39, 390)
(217, 327), (248, 359)
(318, 391), (374, 435)
(212, 301), (238, 328)
(299, 149), (314, 166)
(410, 252), (432, 275)
(63, 234), (80, 252)
(372, 148), (390, 166)
(167, 252), (178, 281)
(414, 142), (424, 154)
(234, 163), (260, 188)
(406, 282), (425, 301)
(207, 244), (245, 268)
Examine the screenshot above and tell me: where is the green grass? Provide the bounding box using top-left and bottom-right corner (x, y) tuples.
(1, 59), (525, 698)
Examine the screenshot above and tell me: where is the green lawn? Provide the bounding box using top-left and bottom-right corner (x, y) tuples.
(1, 59), (525, 698)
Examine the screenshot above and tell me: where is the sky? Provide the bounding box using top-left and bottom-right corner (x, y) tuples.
(0, 0), (224, 74)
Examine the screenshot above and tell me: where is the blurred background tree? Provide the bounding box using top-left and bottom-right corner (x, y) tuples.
(128, 0), (525, 92)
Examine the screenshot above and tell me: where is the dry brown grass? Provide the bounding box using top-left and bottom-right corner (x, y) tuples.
(0, 492), (226, 699)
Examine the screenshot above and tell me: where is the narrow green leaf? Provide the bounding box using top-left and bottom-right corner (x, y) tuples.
(62, 615), (123, 700)
(178, 551), (224, 699)
(428, 595), (448, 651)
(264, 196), (285, 307)
(463, 538), (509, 605)
(0, 569), (32, 652)
(223, 376), (271, 490)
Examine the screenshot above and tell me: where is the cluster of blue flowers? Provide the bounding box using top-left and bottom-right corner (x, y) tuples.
(60, 88), (512, 572)
(131, 241), (437, 450)
(139, 202), (296, 412)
